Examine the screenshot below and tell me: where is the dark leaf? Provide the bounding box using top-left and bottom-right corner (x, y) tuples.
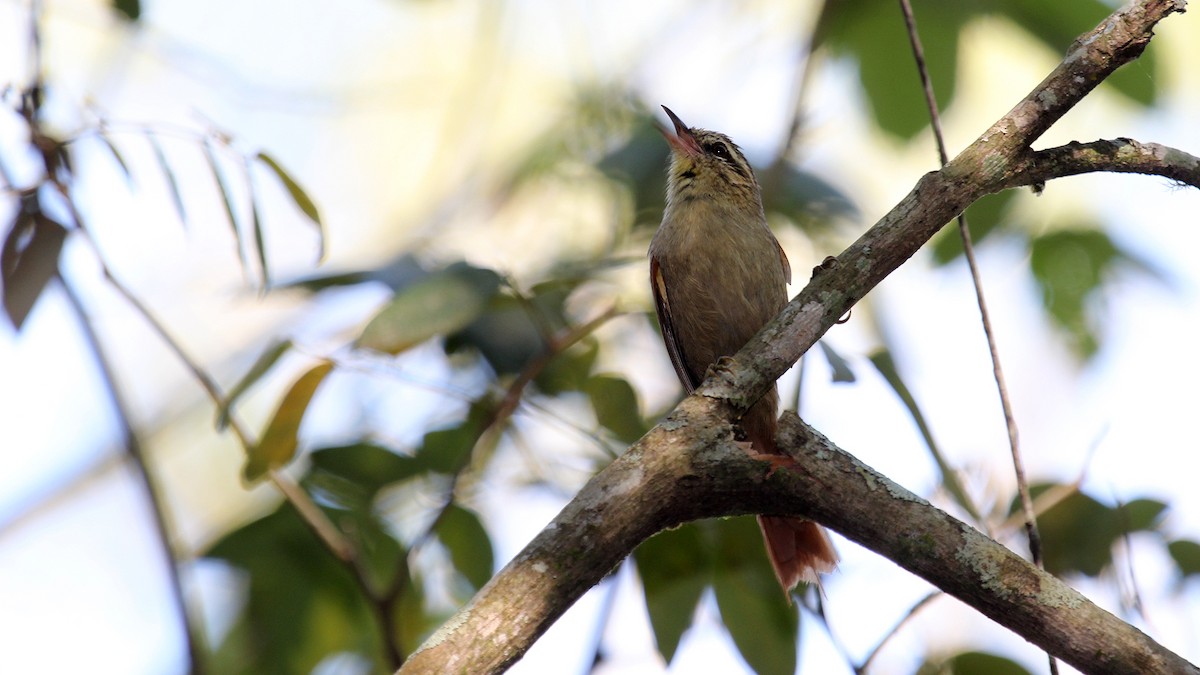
(585, 374), (646, 443)
(414, 401), (492, 474)
(1117, 498), (1167, 533)
(203, 139), (251, 277)
(817, 341), (855, 383)
(96, 134), (133, 185)
(1168, 540), (1200, 578)
(635, 523), (708, 664)
(533, 340), (598, 396)
(205, 504), (388, 674)
(761, 162), (857, 232)
(147, 133), (187, 225)
(285, 255), (426, 293)
(1029, 228), (1143, 359)
(256, 151), (325, 260)
(309, 442), (424, 495)
(357, 263), (502, 355)
(217, 338), (292, 430)
(815, 0), (966, 138)
(2, 200), (68, 331)
(869, 349), (980, 521)
(931, 190), (1017, 265)
(1022, 483), (1114, 577)
(112, 0), (140, 21)
(243, 361), (334, 483)
(596, 117), (670, 229)
(247, 164), (270, 287)
(435, 504), (495, 592)
(944, 651), (1034, 675)
(712, 517), (798, 675)
(445, 294), (546, 376)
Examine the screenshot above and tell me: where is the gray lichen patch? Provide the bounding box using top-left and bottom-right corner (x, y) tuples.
(955, 525), (1013, 600)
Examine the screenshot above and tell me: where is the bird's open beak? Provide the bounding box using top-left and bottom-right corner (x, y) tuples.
(659, 105), (701, 157)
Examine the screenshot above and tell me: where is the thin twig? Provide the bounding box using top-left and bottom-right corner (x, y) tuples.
(896, 1), (1053, 672)
(58, 273), (208, 675)
(856, 591), (942, 674)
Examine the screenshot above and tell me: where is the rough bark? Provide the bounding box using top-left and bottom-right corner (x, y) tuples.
(400, 1), (1196, 673)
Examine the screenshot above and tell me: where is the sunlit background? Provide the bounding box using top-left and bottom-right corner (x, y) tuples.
(2, 0), (1199, 673)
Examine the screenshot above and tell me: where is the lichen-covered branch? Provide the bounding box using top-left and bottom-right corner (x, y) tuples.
(1009, 139), (1200, 190)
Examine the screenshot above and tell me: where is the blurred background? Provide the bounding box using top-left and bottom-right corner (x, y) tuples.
(2, 0), (1199, 673)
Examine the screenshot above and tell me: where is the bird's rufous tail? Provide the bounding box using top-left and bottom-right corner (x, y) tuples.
(743, 394), (839, 594)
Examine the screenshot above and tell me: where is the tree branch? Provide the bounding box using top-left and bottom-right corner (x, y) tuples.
(400, 0), (1195, 672)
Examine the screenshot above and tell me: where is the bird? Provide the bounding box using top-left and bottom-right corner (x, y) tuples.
(648, 105), (838, 594)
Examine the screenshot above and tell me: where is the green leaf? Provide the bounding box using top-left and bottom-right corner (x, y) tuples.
(309, 442), (424, 495)
(596, 117), (670, 229)
(1168, 540), (1200, 578)
(357, 263), (502, 355)
(247, 165), (270, 288)
(944, 651), (1034, 675)
(2, 198), (67, 331)
(712, 516), (798, 675)
(817, 341), (855, 383)
(445, 293), (545, 376)
(1023, 484), (1113, 577)
(111, 0), (140, 21)
(816, 0), (966, 138)
(1030, 228), (1141, 359)
(243, 361), (334, 483)
(931, 190), (1017, 265)
(761, 162), (857, 232)
(585, 374), (646, 443)
(256, 151), (325, 260)
(1118, 498), (1167, 533)
(217, 338), (293, 430)
(635, 523), (708, 664)
(147, 133), (187, 225)
(869, 349), (980, 521)
(533, 340), (598, 396)
(435, 504), (495, 592)
(414, 401), (492, 474)
(205, 504), (388, 674)
(203, 139), (251, 278)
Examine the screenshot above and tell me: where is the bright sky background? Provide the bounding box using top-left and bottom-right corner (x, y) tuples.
(2, 1), (1199, 674)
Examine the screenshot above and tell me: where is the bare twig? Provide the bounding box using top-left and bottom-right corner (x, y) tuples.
(58, 273), (208, 675)
(895, 2), (1052, 669)
(856, 591), (942, 674)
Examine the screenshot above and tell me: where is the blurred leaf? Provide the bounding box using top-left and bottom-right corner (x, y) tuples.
(206, 504), (387, 675)
(358, 263), (502, 355)
(96, 134), (133, 185)
(415, 401), (492, 474)
(1029, 228), (1128, 358)
(534, 340), (598, 396)
(712, 516), (798, 675)
(931, 190), (1017, 265)
(817, 341), (855, 383)
(869, 349), (980, 521)
(243, 361), (334, 483)
(2, 198), (67, 331)
(248, 168), (270, 287)
(217, 338), (293, 430)
(112, 0), (140, 21)
(597, 117), (670, 228)
(585, 374), (646, 443)
(435, 504), (495, 592)
(635, 523), (708, 664)
(446, 294), (546, 376)
(761, 163), (857, 231)
(944, 651), (1034, 675)
(1168, 540), (1200, 578)
(1118, 498), (1167, 533)
(393, 563), (437, 655)
(1023, 484), (1112, 576)
(286, 255), (426, 293)
(309, 443), (424, 495)
(256, 151), (325, 259)
(203, 139), (251, 277)
(815, 0), (965, 139)
(147, 134), (187, 225)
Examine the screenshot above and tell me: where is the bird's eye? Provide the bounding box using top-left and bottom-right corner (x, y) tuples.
(705, 142), (731, 159)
